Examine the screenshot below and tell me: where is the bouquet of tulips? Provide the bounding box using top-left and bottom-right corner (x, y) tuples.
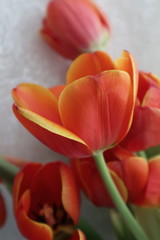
(0, 0), (160, 240)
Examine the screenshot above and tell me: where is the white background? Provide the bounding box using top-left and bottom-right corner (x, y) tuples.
(0, 0), (160, 239)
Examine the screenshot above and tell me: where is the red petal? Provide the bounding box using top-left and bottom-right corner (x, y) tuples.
(13, 162), (42, 214)
(121, 106), (160, 151)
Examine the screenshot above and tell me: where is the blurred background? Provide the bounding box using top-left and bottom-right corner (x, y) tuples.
(0, 0), (160, 239)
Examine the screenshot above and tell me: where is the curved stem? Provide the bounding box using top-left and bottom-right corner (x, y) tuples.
(93, 151), (149, 240)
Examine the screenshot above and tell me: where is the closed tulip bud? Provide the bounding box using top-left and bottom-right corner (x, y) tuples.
(40, 0), (110, 59)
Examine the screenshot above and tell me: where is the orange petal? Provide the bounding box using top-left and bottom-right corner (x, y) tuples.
(113, 156), (148, 202)
(70, 230), (86, 240)
(12, 83), (61, 124)
(136, 157), (160, 206)
(13, 105), (91, 158)
(66, 51), (115, 84)
(16, 190), (53, 240)
(116, 50), (138, 103)
(49, 85), (66, 100)
(60, 70), (133, 152)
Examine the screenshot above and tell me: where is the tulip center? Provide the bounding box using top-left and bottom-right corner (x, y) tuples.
(37, 203), (74, 238)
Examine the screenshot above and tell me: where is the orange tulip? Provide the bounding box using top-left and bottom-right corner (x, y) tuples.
(12, 51), (138, 158)
(40, 0), (110, 59)
(121, 72), (160, 151)
(13, 161), (82, 240)
(71, 146), (148, 207)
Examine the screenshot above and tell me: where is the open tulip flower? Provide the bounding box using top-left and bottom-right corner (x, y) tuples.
(40, 0), (110, 59)
(13, 161), (84, 240)
(12, 51), (138, 158)
(121, 71), (160, 151)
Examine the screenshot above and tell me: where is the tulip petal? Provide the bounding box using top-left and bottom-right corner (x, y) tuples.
(40, 21), (81, 59)
(13, 163), (42, 214)
(12, 83), (61, 124)
(71, 158), (128, 207)
(49, 85), (66, 100)
(80, 0), (111, 31)
(116, 51), (138, 102)
(142, 87), (160, 108)
(136, 157), (160, 206)
(60, 70), (133, 151)
(60, 163), (80, 224)
(108, 156), (149, 202)
(70, 229), (86, 240)
(13, 105), (91, 158)
(121, 106), (160, 151)
(66, 51), (115, 84)
(17, 190), (53, 240)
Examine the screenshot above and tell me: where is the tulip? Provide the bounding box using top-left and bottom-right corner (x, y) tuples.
(13, 161), (82, 240)
(71, 146), (149, 207)
(40, 0), (110, 59)
(121, 72), (160, 151)
(12, 51), (138, 158)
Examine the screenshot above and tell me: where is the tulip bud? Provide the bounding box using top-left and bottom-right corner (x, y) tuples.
(40, 0), (110, 59)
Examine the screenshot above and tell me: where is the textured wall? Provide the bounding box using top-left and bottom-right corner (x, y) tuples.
(0, 0), (160, 239)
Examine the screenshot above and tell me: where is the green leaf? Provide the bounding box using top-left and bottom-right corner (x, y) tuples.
(110, 210), (137, 240)
(133, 206), (160, 240)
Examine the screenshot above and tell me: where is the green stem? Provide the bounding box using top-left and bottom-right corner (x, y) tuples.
(93, 151), (149, 240)
(76, 217), (102, 240)
(137, 151), (148, 159)
(0, 156), (19, 187)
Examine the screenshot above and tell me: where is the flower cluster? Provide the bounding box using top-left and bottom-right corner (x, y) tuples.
(0, 1), (160, 240)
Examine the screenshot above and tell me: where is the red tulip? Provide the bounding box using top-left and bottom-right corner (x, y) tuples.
(12, 51), (138, 158)
(71, 146), (148, 207)
(40, 0), (110, 59)
(121, 72), (160, 151)
(13, 161), (82, 240)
